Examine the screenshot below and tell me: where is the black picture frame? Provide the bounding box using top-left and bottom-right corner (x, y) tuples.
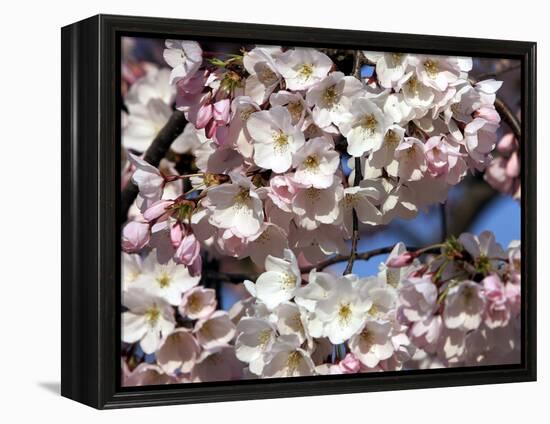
(61, 14), (537, 409)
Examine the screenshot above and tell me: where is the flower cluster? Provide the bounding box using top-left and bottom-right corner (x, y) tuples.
(230, 233), (520, 376)
(121, 250), (243, 385)
(119, 39), (521, 384)
(122, 41), (504, 268)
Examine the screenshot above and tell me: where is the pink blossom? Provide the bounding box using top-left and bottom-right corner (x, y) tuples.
(122, 220), (150, 252)
(506, 151), (520, 178)
(505, 283), (521, 316)
(174, 230), (201, 267)
(195, 103), (213, 129)
(170, 222), (184, 248)
(213, 99), (231, 125)
(267, 174), (301, 212)
(143, 199), (173, 222)
(176, 69), (207, 95)
(387, 251), (415, 267)
(338, 353), (361, 373)
(482, 274), (510, 328)
(497, 133), (518, 155)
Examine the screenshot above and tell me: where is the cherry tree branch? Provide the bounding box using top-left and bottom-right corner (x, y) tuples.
(494, 95), (521, 140)
(120, 110), (188, 223)
(343, 51), (366, 275)
(206, 244), (444, 284)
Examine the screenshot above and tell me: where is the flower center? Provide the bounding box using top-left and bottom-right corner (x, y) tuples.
(360, 328), (374, 345)
(384, 129), (400, 145)
(286, 351), (302, 375)
(368, 304), (379, 316)
(475, 255), (491, 275)
(233, 188), (251, 207)
(407, 76), (420, 94)
(338, 302), (352, 325)
(187, 293), (202, 314)
(323, 85), (340, 107)
(306, 187), (321, 201)
(344, 193), (357, 207)
(303, 155), (320, 172)
(405, 146), (417, 158)
(145, 306), (160, 326)
(281, 272), (297, 290)
(298, 63), (314, 80)
(156, 272), (171, 288)
(259, 66), (278, 85)
(287, 101), (303, 121)
(391, 52), (403, 65)
(360, 114), (378, 135)
(423, 59), (439, 78)
(240, 107), (255, 121)
(257, 329), (272, 349)
(272, 132), (290, 153)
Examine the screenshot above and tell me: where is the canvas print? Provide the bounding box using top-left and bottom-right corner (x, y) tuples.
(120, 36), (522, 386)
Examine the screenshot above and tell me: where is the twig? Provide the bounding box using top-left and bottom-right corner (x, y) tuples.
(342, 51), (366, 276)
(207, 244), (442, 283)
(120, 110), (188, 223)
(343, 159), (362, 275)
(494, 96), (521, 140)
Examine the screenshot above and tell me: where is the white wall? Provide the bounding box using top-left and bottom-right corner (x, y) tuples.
(0, 0), (545, 421)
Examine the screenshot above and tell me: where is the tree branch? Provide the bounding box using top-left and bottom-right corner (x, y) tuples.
(494, 95), (521, 140)
(343, 51), (366, 276)
(120, 110), (188, 223)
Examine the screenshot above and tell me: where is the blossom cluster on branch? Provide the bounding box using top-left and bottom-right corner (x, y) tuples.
(119, 38), (521, 385)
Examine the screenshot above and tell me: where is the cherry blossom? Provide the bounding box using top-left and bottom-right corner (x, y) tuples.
(163, 39), (202, 84)
(120, 39), (521, 385)
(276, 48), (333, 91)
(246, 105), (305, 173)
(122, 288), (176, 354)
(340, 97), (392, 157)
(292, 137), (340, 188)
(206, 173), (264, 238)
(252, 249), (301, 310)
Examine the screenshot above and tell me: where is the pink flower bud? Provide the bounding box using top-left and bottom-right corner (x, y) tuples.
(497, 133), (518, 154)
(174, 231), (201, 267)
(213, 125), (229, 146)
(122, 221), (150, 252)
(205, 118), (217, 139)
(387, 251), (414, 267)
(143, 200), (172, 222)
(176, 70), (206, 95)
(170, 223), (184, 248)
(195, 103), (212, 129)
(187, 254), (202, 277)
(506, 151), (520, 178)
(475, 106), (501, 125)
(339, 353), (361, 374)
(213, 99), (231, 125)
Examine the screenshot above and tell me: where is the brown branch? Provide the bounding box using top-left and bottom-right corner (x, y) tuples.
(342, 51), (366, 276)
(494, 96), (521, 140)
(207, 244), (445, 284)
(120, 110), (188, 223)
